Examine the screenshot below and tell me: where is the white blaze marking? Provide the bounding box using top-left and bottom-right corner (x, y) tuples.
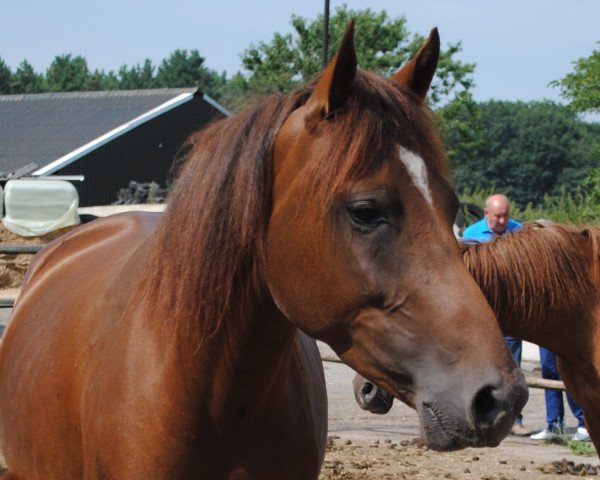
(399, 146), (433, 205)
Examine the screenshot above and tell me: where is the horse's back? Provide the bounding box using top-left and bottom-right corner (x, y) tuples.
(22, 211), (159, 289)
(0, 211), (160, 479)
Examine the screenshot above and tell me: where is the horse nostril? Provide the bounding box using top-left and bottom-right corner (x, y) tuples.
(472, 385), (502, 428)
(361, 382), (374, 396)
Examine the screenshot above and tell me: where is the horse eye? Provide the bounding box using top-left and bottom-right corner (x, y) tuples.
(348, 201), (387, 228)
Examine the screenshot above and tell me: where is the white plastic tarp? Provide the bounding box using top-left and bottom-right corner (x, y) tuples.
(3, 179), (80, 237)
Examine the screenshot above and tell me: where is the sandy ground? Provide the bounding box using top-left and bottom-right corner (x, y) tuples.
(319, 356), (598, 479)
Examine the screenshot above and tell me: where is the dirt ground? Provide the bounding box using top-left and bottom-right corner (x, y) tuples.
(320, 438), (598, 479)
(0, 222), (598, 478)
(320, 357), (598, 479)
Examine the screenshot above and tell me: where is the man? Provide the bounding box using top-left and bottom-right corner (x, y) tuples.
(462, 193), (521, 241)
(462, 194), (530, 436)
(530, 347), (590, 442)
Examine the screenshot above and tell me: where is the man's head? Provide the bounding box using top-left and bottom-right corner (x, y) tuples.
(485, 194), (511, 235)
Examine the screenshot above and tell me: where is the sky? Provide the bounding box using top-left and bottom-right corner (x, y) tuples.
(1, 0), (599, 108)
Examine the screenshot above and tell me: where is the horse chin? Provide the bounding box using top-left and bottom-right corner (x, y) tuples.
(417, 401), (508, 452)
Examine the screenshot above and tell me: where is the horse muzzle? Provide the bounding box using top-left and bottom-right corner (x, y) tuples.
(352, 374), (394, 414)
(353, 371), (529, 451)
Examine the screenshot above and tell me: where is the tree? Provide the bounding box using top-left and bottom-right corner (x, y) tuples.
(451, 100), (600, 207)
(217, 72), (250, 112)
(117, 60), (156, 90)
(155, 49), (226, 99)
(438, 92), (485, 180)
(12, 60), (44, 93)
(551, 44), (600, 114)
(0, 58), (12, 94)
(583, 165), (600, 206)
(45, 54), (92, 92)
(240, 5), (475, 109)
(83, 68), (118, 91)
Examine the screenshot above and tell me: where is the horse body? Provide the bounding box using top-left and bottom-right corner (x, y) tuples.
(0, 23), (527, 479)
(463, 223), (600, 453)
(1, 212), (327, 479)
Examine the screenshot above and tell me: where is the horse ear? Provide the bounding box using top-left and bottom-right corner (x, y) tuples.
(305, 20), (357, 118)
(392, 27), (440, 99)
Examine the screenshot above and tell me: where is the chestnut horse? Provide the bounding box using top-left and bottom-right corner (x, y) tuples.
(355, 222), (600, 453)
(0, 24), (527, 480)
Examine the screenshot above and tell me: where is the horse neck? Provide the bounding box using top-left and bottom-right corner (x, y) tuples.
(499, 306), (594, 361)
(466, 230), (597, 361)
(495, 288), (599, 365)
(183, 287), (298, 426)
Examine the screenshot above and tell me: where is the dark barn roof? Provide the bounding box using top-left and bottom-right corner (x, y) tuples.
(0, 88), (229, 205)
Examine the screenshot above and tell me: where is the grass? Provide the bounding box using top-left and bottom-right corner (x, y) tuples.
(543, 434), (597, 457)
(568, 440), (597, 457)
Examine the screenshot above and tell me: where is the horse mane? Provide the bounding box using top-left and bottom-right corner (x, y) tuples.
(583, 225), (600, 283)
(139, 69), (448, 347)
(461, 222), (599, 327)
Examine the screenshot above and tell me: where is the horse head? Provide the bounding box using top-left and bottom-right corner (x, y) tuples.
(265, 22), (527, 451)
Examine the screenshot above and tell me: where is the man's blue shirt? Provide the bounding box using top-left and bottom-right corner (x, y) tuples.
(462, 217), (522, 243)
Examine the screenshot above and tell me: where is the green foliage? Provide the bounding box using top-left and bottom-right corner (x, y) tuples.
(432, 40), (475, 108)
(459, 186), (600, 227)
(116, 60), (156, 90)
(438, 92), (484, 175)
(155, 49), (227, 95)
(242, 31), (299, 95)
(0, 51), (227, 101)
(0, 58), (13, 94)
(240, 5), (475, 109)
(12, 60), (44, 93)
(568, 439), (597, 456)
(551, 44), (600, 114)
(217, 72), (251, 112)
(450, 100), (600, 208)
(45, 54), (93, 92)
(542, 431), (597, 457)
(583, 165), (600, 204)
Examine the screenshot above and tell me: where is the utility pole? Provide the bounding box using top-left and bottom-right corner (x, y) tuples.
(322, 0), (330, 69)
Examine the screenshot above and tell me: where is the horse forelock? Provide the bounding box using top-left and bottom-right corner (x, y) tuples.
(293, 71), (450, 251)
(302, 70), (448, 210)
(139, 68), (448, 348)
(462, 223), (599, 328)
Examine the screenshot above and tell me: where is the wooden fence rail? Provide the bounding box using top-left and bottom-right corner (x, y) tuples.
(319, 354), (566, 392)
(0, 245), (45, 254)
(0, 299), (15, 308)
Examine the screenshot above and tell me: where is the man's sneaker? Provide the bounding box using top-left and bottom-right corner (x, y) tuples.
(510, 424), (531, 436)
(530, 428), (557, 440)
(572, 427), (591, 442)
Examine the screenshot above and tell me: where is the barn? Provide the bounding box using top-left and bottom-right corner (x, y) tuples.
(0, 88), (228, 206)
